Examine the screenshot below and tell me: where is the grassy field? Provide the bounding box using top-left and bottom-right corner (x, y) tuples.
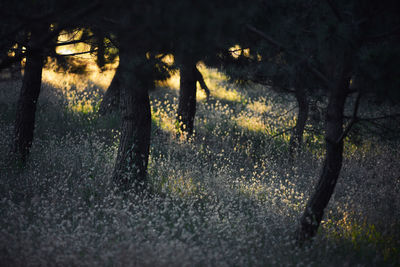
(0, 61), (399, 266)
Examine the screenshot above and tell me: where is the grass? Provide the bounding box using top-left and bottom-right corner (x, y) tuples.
(0, 59), (399, 266)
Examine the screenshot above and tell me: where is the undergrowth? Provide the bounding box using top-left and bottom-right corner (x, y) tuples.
(0, 65), (399, 266)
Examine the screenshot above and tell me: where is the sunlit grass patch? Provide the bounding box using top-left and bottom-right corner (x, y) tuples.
(196, 86), (208, 101)
(235, 114), (266, 133)
(154, 63), (248, 107)
(197, 62), (229, 83)
(197, 63), (247, 103)
(69, 98), (95, 114)
(156, 64), (243, 103)
(43, 59), (116, 92)
(42, 38), (117, 116)
(212, 86), (244, 103)
(322, 211), (400, 262)
(154, 71), (208, 102)
(150, 97), (178, 134)
(42, 61), (114, 116)
(247, 97), (271, 114)
(58, 86), (102, 115)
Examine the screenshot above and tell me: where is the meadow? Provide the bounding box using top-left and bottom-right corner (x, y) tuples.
(0, 60), (399, 266)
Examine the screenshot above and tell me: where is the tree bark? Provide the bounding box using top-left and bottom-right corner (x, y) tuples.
(177, 58), (197, 136)
(112, 49), (151, 193)
(289, 86), (309, 155)
(12, 25), (46, 163)
(297, 59), (352, 243)
(98, 65), (121, 115)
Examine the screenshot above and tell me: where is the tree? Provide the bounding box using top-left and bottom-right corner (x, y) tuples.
(177, 57), (198, 136)
(288, 74), (309, 156)
(98, 1), (169, 193)
(297, 0), (400, 243)
(104, 0), (253, 191)
(213, 28), (315, 156)
(1, 1), (100, 163)
(176, 57), (210, 136)
(98, 53), (210, 137)
(244, 0), (400, 242)
(168, 1), (252, 137)
(12, 23), (48, 163)
(111, 46), (152, 193)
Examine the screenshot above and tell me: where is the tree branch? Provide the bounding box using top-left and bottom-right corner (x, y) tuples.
(246, 24), (332, 89)
(22, 2), (100, 54)
(361, 119), (399, 134)
(0, 2), (100, 71)
(366, 25), (400, 43)
(54, 49), (98, 57)
(53, 36), (95, 47)
(246, 24), (286, 51)
(336, 92), (361, 143)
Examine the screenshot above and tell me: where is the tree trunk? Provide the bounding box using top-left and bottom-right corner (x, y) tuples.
(98, 65), (121, 115)
(112, 49), (151, 193)
(95, 31), (106, 70)
(289, 86), (308, 155)
(177, 59), (197, 136)
(12, 25), (46, 163)
(297, 65), (352, 243)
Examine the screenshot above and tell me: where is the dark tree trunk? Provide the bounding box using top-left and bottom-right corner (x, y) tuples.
(112, 49), (151, 193)
(177, 59), (197, 136)
(98, 65), (121, 115)
(95, 31), (106, 70)
(12, 25), (46, 163)
(289, 86), (309, 155)
(297, 60), (352, 243)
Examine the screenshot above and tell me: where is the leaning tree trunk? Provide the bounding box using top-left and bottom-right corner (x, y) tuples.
(177, 58), (197, 136)
(112, 49), (151, 193)
(98, 65), (121, 115)
(289, 86), (309, 156)
(194, 66), (210, 100)
(297, 63), (352, 243)
(12, 25), (46, 163)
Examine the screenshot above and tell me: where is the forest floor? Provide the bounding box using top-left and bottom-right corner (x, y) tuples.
(1, 61), (400, 266)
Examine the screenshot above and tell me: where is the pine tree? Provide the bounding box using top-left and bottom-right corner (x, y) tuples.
(244, 0), (400, 242)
